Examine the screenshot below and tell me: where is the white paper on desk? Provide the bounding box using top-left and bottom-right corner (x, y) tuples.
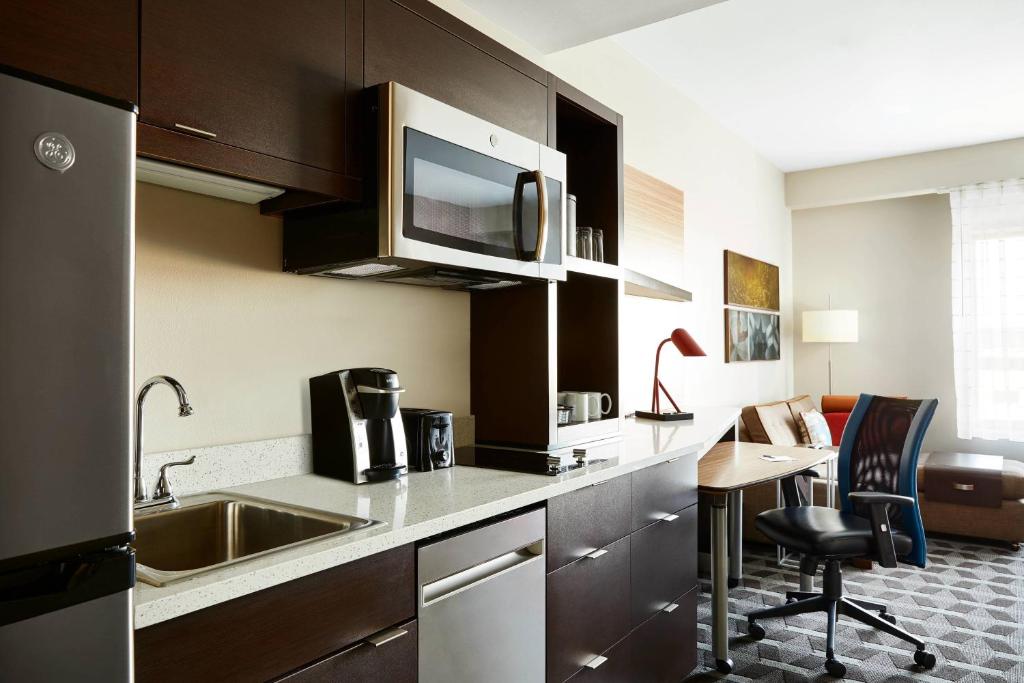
(760, 454), (795, 462)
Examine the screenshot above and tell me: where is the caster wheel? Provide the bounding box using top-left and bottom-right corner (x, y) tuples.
(715, 658), (734, 674)
(748, 621), (766, 640)
(881, 613), (897, 625)
(825, 659), (847, 678)
(786, 597), (797, 604)
(728, 577), (740, 589)
(914, 650), (937, 669)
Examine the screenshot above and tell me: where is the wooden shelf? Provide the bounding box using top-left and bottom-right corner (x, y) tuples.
(565, 255), (620, 279)
(623, 269), (692, 303)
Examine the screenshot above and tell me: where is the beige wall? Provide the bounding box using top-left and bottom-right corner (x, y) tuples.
(786, 137), (1024, 210)
(136, 4), (793, 452)
(792, 194), (1023, 459)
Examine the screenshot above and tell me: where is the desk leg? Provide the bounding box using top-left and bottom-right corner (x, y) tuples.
(728, 489), (742, 588)
(711, 492), (733, 674)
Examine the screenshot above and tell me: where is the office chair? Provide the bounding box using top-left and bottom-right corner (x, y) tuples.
(745, 394), (939, 678)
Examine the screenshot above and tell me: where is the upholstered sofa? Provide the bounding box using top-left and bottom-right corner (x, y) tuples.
(738, 395), (1024, 548)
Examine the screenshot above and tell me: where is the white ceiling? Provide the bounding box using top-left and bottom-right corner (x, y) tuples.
(614, 0), (1024, 171)
(457, 0), (725, 54)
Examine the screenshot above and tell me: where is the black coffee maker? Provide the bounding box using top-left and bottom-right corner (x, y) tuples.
(309, 368), (409, 484)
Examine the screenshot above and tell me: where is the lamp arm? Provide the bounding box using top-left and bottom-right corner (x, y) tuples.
(658, 379), (682, 412)
(651, 338), (672, 413)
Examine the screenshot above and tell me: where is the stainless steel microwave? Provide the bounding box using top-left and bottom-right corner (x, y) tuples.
(283, 82), (567, 290)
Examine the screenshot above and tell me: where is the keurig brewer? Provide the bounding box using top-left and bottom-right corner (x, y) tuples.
(309, 368), (409, 484)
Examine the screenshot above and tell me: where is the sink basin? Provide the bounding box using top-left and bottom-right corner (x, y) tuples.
(133, 493), (381, 586)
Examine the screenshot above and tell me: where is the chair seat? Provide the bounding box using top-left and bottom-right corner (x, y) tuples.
(755, 506), (913, 559)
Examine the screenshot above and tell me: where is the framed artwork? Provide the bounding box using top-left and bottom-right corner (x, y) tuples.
(725, 308), (781, 362)
(724, 250), (780, 311)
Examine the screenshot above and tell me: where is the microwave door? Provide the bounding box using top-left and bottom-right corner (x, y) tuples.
(512, 170), (547, 262)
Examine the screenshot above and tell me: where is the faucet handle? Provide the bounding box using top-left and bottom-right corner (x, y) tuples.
(153, 456), (196, 503)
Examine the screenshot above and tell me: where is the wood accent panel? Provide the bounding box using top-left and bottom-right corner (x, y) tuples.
(631, 453), (698, 531)
(547, 474), (631, 572)
(630, 504), (697, 627)
(470, 282), (554, 448)
(364, 0), (548, 142)
(140, 0), (352, 174)
(547, 536), (631, 683)
(135, 545), (415, 683)
(137, 123), (361, 200)
(277, 619), (417, 682)
(623, 165), (684, 287)
(0, 0), (138, 104)
(698, 441), (835, 493)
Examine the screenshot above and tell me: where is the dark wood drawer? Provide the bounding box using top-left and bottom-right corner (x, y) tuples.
(547, 535), (631, 683)
(566, 587), (698, 683)
(547, 474), (631, 572)
(631, 453), (698, 531)
(135, 545), (415, 683)
(630, 504), (697, 628)
(277, 619), (417, 682)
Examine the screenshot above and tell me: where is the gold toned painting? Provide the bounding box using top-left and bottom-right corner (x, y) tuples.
(724, 250), (780, 311)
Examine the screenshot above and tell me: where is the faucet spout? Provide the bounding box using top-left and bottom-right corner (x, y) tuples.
(134, 375), (193, 506)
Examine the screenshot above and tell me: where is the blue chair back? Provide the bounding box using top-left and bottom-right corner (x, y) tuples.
(837, 394), (938, 567)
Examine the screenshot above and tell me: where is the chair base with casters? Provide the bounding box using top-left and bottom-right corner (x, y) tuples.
(746, 556), (936, 678)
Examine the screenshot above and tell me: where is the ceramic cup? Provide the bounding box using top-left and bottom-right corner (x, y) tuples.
(584, 392), (612, 420)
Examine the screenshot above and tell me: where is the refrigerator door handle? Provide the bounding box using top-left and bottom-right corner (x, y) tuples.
(0, 547), (135, 627)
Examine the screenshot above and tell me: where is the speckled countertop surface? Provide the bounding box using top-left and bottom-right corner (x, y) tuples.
(133, 406), (739, 629)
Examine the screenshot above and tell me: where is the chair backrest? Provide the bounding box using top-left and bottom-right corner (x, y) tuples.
(837, 394), (938, 568)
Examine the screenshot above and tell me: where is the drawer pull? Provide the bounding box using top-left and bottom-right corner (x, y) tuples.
(585, 548), (608, 560)
(590, 480), (609, 487)
(174, 123), (218, 139)
(364, 627), (408, 648)
(663, 602), (679, 613)
(661, 513), (680, 523)
(952, 483), (975, 491)
(584, 655), (608, 670)
(665, 457), (681, 464)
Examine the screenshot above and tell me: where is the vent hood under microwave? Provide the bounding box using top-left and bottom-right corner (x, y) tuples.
(283, 82), (566, 291)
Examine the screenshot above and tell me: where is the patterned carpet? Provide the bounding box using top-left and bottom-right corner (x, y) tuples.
(687, 537), (1024, 682)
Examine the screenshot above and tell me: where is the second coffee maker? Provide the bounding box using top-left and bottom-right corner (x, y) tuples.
(309, 367), (409, 484)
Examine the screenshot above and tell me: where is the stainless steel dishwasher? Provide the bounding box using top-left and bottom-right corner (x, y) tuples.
(418, 507), (546, 682)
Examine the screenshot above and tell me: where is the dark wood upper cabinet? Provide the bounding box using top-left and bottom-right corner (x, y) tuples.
(139, 0), (362, 201)
(364, 0), (549, 143)
(0, 1), (138, 104)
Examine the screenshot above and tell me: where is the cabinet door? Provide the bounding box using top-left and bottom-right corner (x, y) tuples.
(140, 0), (349, 175)
(547, 474), (631, 572)
(278, 619), (417, 683)
(630, 504), (697, 628)
(631, 453), (698, 531)
(0, 1), (137, 103)
(365, 0), (548, 143)
(546, 536), (631, 683)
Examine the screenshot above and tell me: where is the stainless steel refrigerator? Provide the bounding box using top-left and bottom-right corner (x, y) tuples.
(0, 67), (136, 681)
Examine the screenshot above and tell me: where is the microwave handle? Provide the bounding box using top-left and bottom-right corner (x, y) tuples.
(512, 170), (549, 262)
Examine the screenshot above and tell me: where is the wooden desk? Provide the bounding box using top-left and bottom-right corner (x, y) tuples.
(698, 441), (837, 674)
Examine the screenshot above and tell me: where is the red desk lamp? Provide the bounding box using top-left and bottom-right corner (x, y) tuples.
(635, 328), (706, 421)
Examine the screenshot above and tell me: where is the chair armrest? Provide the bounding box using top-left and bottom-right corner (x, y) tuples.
(848, 492), (914, 507)
(847, 492), (913, 567)
(797, 467), (821, 479)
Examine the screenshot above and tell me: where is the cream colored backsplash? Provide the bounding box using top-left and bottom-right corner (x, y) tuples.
(135, 182), (470, 453)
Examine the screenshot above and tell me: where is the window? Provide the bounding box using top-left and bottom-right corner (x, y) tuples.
(950, 180), (1024, 441)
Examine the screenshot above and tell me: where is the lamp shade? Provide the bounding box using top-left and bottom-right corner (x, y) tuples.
(670, 328), (706, 356)
(802, 310), (858, 343)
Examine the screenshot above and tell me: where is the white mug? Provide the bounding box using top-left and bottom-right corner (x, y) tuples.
(584, 392), (613, 420)
(557, 391), (589, 423)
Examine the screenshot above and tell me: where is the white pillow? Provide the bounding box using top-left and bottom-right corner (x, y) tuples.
(799, 410), (832, 447)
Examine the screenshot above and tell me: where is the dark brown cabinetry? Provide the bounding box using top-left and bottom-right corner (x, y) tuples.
(0, 1), (138, 104)
(278, 619), (417, 682)
(630, 504), (698, 627)
(135, 545), (414, 683)
(631, 453), (698, 531)
(364, 0), (549, 143)
(138, 0), (362, 201)
(547, 475), (631, 572)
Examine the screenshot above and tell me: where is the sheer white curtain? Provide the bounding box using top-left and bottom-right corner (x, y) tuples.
(950, 179), (1024, 441)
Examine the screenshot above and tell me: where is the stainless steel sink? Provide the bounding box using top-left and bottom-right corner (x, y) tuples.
(132, 493), (381, 586)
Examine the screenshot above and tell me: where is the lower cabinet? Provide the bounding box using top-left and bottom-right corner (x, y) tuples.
(630, 504), (698, 627)
(277, 619), (417, 682)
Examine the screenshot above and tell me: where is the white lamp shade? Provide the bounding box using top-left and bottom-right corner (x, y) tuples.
(802, 310), (858, 343)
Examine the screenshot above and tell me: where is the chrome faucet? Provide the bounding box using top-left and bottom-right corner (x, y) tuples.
(134, 375), (194, 512)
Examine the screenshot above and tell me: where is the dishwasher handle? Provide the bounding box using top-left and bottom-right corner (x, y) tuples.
(420, 541), (543, 607)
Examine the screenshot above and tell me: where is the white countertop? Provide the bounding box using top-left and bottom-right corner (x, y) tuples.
(133, 406), (739, 629)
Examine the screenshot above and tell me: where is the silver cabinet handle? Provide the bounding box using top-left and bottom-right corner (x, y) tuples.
(365, 627), (408, 648)
(174, 123), (217, 139)
(663, 602), (679, 613)
(662, 513), (680, 523)
(584, 548), (608, 560)
(584, 655), (608, 670)
(665, 456), (681, 464)
(952, 483), (975, 491)
(590, 480), (608, 487)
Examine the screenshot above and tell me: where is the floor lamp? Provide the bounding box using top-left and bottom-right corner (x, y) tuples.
(802, 309), (858, 395)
